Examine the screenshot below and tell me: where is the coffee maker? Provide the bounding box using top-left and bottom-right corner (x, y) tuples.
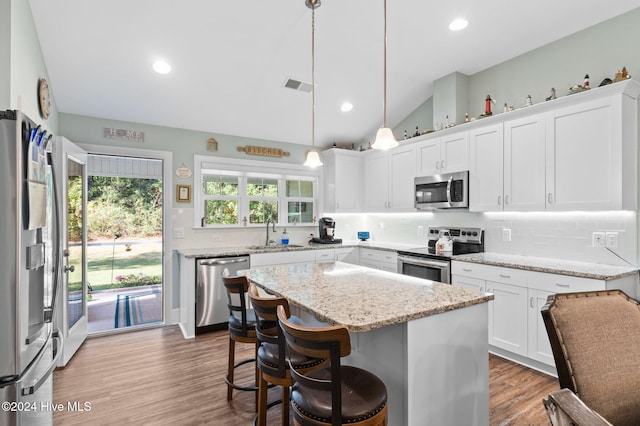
(311, 217), (342, 244)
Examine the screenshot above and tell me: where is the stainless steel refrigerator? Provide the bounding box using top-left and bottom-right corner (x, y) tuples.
(0, 110), (63, 426)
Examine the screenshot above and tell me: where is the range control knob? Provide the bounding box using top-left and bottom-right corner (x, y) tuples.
(472, 231), (478, 237)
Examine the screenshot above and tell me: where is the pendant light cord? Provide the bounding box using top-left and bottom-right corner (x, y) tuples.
(382, 0), (387, 127)
(311, 4), (316, 149)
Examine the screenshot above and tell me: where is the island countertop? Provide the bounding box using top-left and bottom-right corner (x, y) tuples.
(242, 261), (493, 332)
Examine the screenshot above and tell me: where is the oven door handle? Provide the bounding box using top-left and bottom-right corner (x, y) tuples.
(397, 255), (449, 269)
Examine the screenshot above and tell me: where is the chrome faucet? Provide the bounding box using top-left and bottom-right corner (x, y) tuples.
(265, 217), (277, 246)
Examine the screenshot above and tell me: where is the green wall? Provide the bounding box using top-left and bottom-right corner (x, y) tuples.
(1, 0), (58, 132)
(392, 97), (433, 138)
(59, 113), (316, 207)
(467, 8), (640, 118)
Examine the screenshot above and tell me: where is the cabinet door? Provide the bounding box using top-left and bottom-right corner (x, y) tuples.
(546, 97), (621, 210)
(441, 131), (469, 173)
(415, 138), (441, 176)
(452, 275), (485, 293)
(389, 145), (417, 210)
(504, 114), (546, 211)
(335, 248), (358, 264)
(486, 281), (527, 356)
(334, 154), (361, 212)
(469, 123), (504, 211)
(527, 288), (555, 366)
(315, 249), (335, 264)
(363, 150), (389, 211)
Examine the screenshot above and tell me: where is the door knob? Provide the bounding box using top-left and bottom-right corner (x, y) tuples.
(64, 264), (75, 273)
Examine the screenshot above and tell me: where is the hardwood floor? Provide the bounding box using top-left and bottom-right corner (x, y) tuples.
(53, 326), (558, 425)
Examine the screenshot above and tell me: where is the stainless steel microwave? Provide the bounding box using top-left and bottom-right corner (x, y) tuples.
(415, 171), (469, 209)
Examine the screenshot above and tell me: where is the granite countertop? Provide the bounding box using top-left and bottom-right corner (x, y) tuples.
(176, 241), (409, 258)
(243, 262), (493, 333)
(453, 252), (638, 281)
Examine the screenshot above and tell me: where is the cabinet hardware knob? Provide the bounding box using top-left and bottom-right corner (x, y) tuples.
(499, 274), (510, 278)
(530, 297), (534, 308)
(497, 195), (502, 205)
(435, 161), (440, 169)
(548, 193), (553, 203)
(505, 195), (510, 205)
(463, 268), (472, 272)
(555, 283), (570, 287)
(440, 160), (445, 169)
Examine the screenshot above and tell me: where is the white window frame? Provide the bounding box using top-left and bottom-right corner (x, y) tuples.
(194, 155), (321, 228)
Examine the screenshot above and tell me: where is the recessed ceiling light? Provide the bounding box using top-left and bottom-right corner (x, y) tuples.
(153, 60), (171, 74)
(341, 101), (353, 112)
(449, 18), (468, 31)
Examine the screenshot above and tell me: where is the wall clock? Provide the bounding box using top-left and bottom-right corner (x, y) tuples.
(38, 78), (51, 119)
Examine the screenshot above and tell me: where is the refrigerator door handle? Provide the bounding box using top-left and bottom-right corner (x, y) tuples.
(21, 330), (64, 396)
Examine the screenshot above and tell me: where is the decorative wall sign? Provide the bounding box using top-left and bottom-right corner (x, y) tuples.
(237, 145), (290, 158)
(103, 127), (145, 143)
(176, 184), (191, 202)
(207, 137), (218, 152)
(175, 164), (192, 179)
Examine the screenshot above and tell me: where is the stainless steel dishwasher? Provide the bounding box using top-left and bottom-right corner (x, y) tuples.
(196, 255), (250, 328)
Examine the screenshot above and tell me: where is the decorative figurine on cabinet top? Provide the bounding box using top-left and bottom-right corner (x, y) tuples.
(480, 95), (496, 118)
(524, 95), (533, 107)
(568, 74), (591, 95)
(546, 87), (557, 101)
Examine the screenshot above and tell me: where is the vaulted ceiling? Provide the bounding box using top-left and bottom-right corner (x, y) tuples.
(29, 1), (640, 149)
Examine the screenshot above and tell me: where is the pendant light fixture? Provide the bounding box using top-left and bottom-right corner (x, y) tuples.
(371, 0), (398, 150)
(303, 0), (323, 168)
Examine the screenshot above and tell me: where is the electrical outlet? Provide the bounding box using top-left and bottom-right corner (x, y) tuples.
(592, 232), (605, 247)
(502, 228), (511, 242)
(606, 232), (619, 248)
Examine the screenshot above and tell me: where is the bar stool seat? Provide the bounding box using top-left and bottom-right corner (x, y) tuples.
(291, 366), (387, 424)
(277, 305), (388, 426)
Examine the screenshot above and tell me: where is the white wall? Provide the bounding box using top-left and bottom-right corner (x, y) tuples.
(333, 211), (637, 267)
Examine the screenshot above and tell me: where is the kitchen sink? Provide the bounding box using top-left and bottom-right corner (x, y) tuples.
(246, 244), (305, 250)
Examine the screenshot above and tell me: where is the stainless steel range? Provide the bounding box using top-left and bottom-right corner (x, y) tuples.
(397, 227), (484, 283)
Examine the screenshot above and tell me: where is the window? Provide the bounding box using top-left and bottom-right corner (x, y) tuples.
(202, 174), (239, 225)
(194, 156), (320, 228)
(285, 180), (314, 224)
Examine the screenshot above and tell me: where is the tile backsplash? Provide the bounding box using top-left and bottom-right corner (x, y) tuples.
(332, 211), (637, 267)
(172, 207), (637, 267)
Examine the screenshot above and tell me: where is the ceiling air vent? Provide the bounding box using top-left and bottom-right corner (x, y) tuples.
(283, 78), (314, 93)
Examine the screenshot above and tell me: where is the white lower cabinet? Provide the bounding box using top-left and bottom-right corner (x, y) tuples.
(487, 281), (528, 356)
(527, 288), (554, 365)
(335, 247), (358, 264)
(452, 260), (639, 373)
(315, 249), (335, 264)
(359, 248), (398, 273)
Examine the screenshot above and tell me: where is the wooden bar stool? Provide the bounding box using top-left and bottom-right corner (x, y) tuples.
(223, 275), (269, 407)
(277, 305), (388, 426)
(248, 283), (327, 426)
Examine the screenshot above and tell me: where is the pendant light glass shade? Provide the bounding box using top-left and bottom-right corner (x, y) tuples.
(304, 150), (323, 167)
(304, 0), (323, 167)
(372, 126), (398, 150)
(372, 0), (398, 150)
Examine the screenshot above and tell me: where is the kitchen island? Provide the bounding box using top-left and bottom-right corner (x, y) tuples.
(243, 262), (494, 426)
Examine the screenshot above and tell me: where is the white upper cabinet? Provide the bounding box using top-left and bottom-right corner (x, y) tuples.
(469, 123), (504, 211)
(363, 144), (417, 212)
(416, 131), (469, 177)
(545, 88), (637, 210)
(504, 113), (546, 211)
(470, 80), (639, 212)
(322, 149), (361, 213)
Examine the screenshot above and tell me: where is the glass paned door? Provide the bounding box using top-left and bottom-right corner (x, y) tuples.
(54, 138), (88, 367)
(66, 159), (85, 329)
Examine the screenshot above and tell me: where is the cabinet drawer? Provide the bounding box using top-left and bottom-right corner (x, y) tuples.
(360, 248), (397, 264)
(315, 249), (335, 263)
(452, 262), (527, 286)
(251, 250), (315, 267)
(528, 271), (605, 293)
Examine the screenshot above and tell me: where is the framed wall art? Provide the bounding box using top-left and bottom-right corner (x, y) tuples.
(176, 184), (191, 202)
